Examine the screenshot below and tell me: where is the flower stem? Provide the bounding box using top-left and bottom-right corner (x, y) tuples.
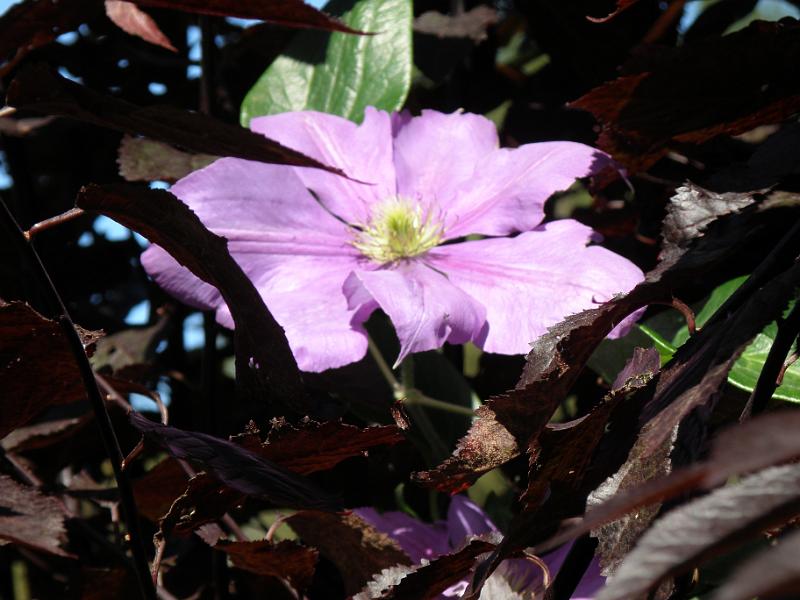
(405, 392), (475, 417)
(367, 336), (401, 392)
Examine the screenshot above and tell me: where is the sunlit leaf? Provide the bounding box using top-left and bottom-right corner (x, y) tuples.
(241, 0), (412, 125)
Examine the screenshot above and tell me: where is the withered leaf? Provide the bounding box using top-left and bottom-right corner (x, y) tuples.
(571, 20), (800, 172)
(117, 136), (217, 184)
(91, 309), (170, 373)
(287, 511), (410, 595)
(596, 464), (800, 600)
(0, 300), (102, 439)
(709, 527), (800, 600)
(77, 184), (309, 414)
(413, 6), (498, 42)
(130, 413), (341, 511)
(104, 1), (176, 51)
(232, 417), (405, 475)
(0, 475), (72, 557)
(7, 64), (346, 175)
(213, 539), (318, 590)
(380, 538), (496, 600)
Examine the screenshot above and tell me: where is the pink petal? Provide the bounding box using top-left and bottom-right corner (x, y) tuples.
(343, 261), (487, 366)
(392, 110), (498, 215)
(141, 245), (222, 310)
(214, 254), (368, 372)
(141, 157), (367, 372)
(446, 496), (497, 547)
(250, 108), (396, 225)
(354, 507), (450, 563)
(427, 220), (644, 355)
(443, 142), (614, 239)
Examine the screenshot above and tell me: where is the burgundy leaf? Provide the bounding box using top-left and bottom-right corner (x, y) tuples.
(104, 0), (177, 51)
(7, 64), (347, 175)
(381, 539), (497, 600)
(0, 475), (73, 557)
(212, 539), (318, 590)
(710, 527), (800, 600)
(77, 184), (309, 415)
(117, 135), (216, 184)
(571, 20), (800, 172)
(131, 458), (189, 522)
(131, 0), (359, 33)
(532, 410), (800, 557)
(0, 300), (102, 440)
(287, 511), (411, 595)
(130, 412), (341, 511)
(232, 417), (406, 475)
(159, 471), (244, 536)
(586, 0), (641, 23)
(596, 464), (800, 600)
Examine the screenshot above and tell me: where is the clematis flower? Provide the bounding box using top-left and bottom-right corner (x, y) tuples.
(355, 495), (604, 598)
(142, 108), (643, 372)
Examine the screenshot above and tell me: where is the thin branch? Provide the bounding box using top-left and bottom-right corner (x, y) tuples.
(777, 351), (799, 386)
(653, 297), (697, 335)
(0, 198), (156, 600)
(23, 207), (84, 240)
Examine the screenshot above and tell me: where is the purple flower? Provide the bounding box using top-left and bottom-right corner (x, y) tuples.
(142, 109), (643, 372)
(356, 496), (604, 598)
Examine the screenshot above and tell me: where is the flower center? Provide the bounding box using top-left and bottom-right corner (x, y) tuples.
(353, 197), (444, 264)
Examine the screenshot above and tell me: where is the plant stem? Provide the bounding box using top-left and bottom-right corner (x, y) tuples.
(405, 392), (475, 417)
(0, 198), (155, 600)
(368, 335), (401, 392)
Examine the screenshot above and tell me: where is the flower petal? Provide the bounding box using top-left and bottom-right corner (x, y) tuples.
(141, 245), (222, 310)
(354, 508), (450, 563)
(250, 108), (396, 225)
(446, 496), (497, 547)
(393, 110), (498, 213)
(215, 255), (367, 372)
(343, 261), (487, 366)
(427, 220), (644, 355)
(443, 142), (614, 238)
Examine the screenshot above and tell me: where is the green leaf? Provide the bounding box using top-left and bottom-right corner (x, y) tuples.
(240, 0), (412, 125)
(609, 275), (800, 402)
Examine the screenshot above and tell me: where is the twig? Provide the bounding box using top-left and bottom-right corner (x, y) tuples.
(23, 207), (84, 240)
(0, 199), (156, 600)
(654, 297), (697, 335)
(777, 351), (799, 386)
(741, 299), (800, 420)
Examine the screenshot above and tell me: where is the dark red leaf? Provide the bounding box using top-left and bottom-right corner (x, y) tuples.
(77, 184), (309, 415)
(0, 300), (101, 440)
(131, 458), (189, 522)
(131, 0), (359, 33)
(104, 0), (177, 51)
(571, 20), (800, 172)
(586, 0), (641, 23)
(287, 511), (411, 595)
(0, 0), (357, 75)
(532, 410), (800, 557)
(130, 412), (341, 511)
(6, 64), (346, 175)
(596, 464), (800, 600)
(212, 539), (318, 590)
(414, 187), (796, 493)
(232, 417), (406, 475)
(0, 475), (73, 557)
(380, 539), (497, 600)
(159, 471), (243, 536)
(1, 414), (92, 454)
(710, 527), (800, 600)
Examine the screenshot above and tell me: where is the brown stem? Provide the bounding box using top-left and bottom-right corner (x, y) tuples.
(777, 352), (799, 386)
(23, 207), (84, 240)
(654, 297), (697, 335)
